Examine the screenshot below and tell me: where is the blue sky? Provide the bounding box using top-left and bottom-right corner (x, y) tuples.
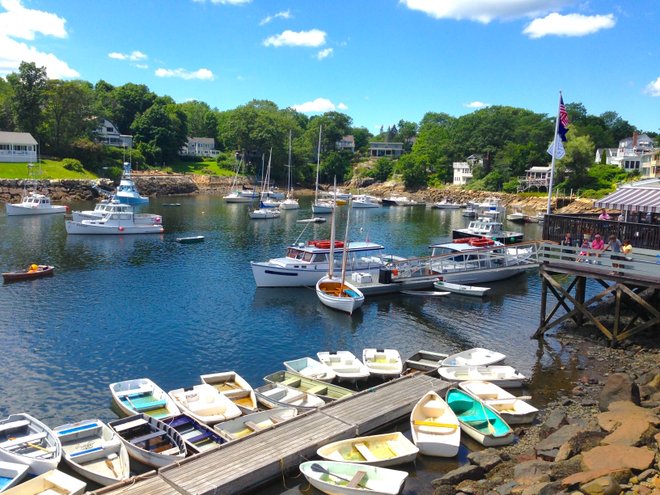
(1, 0), (659, 133)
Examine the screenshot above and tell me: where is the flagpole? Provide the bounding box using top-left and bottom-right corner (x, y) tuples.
(546, 90), (563, 215)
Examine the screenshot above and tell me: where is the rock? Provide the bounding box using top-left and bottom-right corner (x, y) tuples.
(535, 424), (590, 455)
(540, 409), (568, 437)
(598, 373), (640, 411)
(433, 464), (485, 486)
(513, 460), (553, 486)
(562, 468), (632, 488)
(521, 481), (564, 495)
(581, 445), (655, 472)
(467, 449), (503, 471)
(597, 400), (658, 446)
(492, 480), (518, 495)
(432, 485), (456, 495)
(580, 475), (621, 495)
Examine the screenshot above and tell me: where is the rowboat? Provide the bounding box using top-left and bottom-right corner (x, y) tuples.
(53, 419), (129, 486)
(2, 265), (54, 283)
(317, 432), (419, 467)
(409, 391), (460, 457)
(446, 388), (514, 447)
(440, 348), (506, 367)
(109, 378), (180, 420)
(263, 370), (355, 402)
(437, 366), (526, 388)
(168, 384), (242, 425)
(433, 281), (490, 297)
(361, 349), (403, 378)
(458, 381), (538, 424)
(299, 460), (408, 495)
(0, 461), (28, 492)
(200, 371), (258, 413)
(161, 414), (225, 454)
(402, 350), (448, 375)
(254, 383), (325, 411)
(283, 356), (337, 382)
(213, 408), (297, 442)
(1, 469), (86, 495)
(316, 277), (365, 315)
(317, 351), (370, 382)
(108, 414), (186, 468)
(0, 413), (62, 475)
(176, 235), (205, 244)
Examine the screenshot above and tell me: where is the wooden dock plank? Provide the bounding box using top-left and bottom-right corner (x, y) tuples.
(90, 472), (182, 495)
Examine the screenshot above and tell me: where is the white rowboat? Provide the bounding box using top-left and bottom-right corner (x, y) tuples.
(0, 413), (62, 476)
(440, 347), (506, 367)
(283, 356), (337, 382)
(254, 383), (325, 411)
(410, 391), (460, 457)
(361, 349), (403, 378)
(433, 281), (490, 297)
(200, 371), (258, 413)
(0, 461), (28, 492)
(317, 351), (370, 382)
(213, 408), (297, 442)
(109, 378), (180, 420)
(168, 384), (242, 425)
(299, 460), (409, 495)
(317, 432), (418, 467)
(1, 469), (86, 495)
(458, 381), (538, 424)
(438, 366), (526, 388)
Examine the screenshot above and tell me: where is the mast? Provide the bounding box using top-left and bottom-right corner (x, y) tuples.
(339, 196), (352, 292)
(287, 130), (293, 196)
(314, 125), (322, 204)
(546, 91), (562, 215)
(328, 190), (336, 280)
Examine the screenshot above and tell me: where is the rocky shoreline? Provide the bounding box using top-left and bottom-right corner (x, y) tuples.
(432, 327), (660, 495)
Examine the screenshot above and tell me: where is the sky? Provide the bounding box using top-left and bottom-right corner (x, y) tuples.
(1, 0), (659, 134)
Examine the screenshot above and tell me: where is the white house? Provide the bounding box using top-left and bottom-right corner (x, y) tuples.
(336, 135), (355, 153)
(95, 119), (133, 148)
(180, 137), (219, 158)
(369, 142), (403, 158)
(517, 165), (552, 192)
(0, 131), (38, 163)
(594, 132), (656, 172)
(452, 154), (482, 185)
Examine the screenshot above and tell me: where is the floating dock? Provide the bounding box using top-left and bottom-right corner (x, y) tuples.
(91, 373), (448, 495)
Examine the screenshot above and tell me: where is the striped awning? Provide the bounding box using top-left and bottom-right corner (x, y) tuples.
(594, 186), (660, 213)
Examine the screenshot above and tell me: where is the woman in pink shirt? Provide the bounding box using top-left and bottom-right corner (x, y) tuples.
(591, 233), (605, 264)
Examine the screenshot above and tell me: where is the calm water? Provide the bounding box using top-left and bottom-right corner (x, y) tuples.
(0, 197), (579, 494)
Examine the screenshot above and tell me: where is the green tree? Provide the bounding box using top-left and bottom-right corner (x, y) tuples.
(109, 83), (157, 134)
(178, 100), (218, 138)
(7, 61), (48, 140)
(397, 153), (427, 189)
(350, 126), (372, 153)
(131, 98), (188, 164)
(0, 77), (14, 130)
(558, 135), (595, 190)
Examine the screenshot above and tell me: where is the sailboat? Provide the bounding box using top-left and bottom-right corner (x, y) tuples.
(315, 193), (365, 315)
(279, 130), (300, 210)
(311, 125), (334, 215)
(223, 155), (257, 203)
(249, 150), (280, 219)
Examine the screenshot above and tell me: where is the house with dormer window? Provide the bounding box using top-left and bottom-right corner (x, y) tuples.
(95, 119), (133, 148)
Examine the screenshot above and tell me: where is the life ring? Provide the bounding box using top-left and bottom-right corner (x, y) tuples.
(454, 237), (478, 244)
(311, 240), (345, 249)
(469, 238), (494, 247)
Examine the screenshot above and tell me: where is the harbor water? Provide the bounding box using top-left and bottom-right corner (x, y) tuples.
(0, 196), (580, 493)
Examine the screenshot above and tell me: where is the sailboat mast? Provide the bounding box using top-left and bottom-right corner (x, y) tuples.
(328, 199), (336, 279)
(340, 198), (351, 288)
(287, 130), (292, 195)
(314, 125), (322, 204)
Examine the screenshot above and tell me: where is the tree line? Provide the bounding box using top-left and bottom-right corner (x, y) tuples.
(1, 61), (655, 193)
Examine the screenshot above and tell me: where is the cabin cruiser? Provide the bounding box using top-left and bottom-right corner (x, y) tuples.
(452, 217), (524, 244)
(65, 205), (163, 235)
(71, 199), (161, 223)
(5, 192), (67, 216)
(382, 196), (424, 207)
(115, 162), (148, 205)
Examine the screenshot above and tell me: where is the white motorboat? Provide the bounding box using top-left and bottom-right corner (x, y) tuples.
(362, 348), (403, 378)
(283, 356), (337, 382)
(506, 210), (526, 223)
(317, 351), (370, 382)
(161, 414), (225, 454)
(0, 413), (61, 476)
(249, 207), (281, 219)
(254, 383), (325, 411)
(296, 216), (326, 223)
(438, 366), (527, 388)
(410, 391), (460, 457)
(223, 189), (255, 203)
(452, 217), (523, 244)
(114, 162), (148, 205)
(382, 196), (424, 207)
(352, 194), (381, 208)
(200, 371), (258, 413)
(5, 192), (67, 216)
(300, 461), (408, 495)
(0, 461), (28, 492)
(317, 432), (419, 467)
(109, 378), (180, 420)
(478, 197), (502, 218)
(71, 199), (161, 223)
(440, 348), (506, 367)
(1, 469), (86, 495)
(168, 384), (242, 425)
(65, 206), (164, 235)
(434, 280), (490, 296)
(431, 199), (462, 209)
(54, 419), (130, 486)
(108, 414), (186, 468)
(462, 203), (478, 217)
(213, 408), (297, 442)
(446, 388), (514, 447)
(458, 381), (538, 424)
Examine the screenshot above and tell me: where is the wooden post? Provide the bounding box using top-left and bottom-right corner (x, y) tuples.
(575, 276), (586, 326)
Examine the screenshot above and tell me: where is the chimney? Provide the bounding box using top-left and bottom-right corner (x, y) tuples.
(632, 131), (639, 148)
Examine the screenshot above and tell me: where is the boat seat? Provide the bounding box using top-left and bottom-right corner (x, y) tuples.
(56, 422), (102, 441)
(188, 430), (214, 444)
(0, 431), (48, 449)
(131, 399), (167, 412)
(460, 414), (488, 423)
(306, 385), (327, 395)
(0, 420), (30, 433)
(386, 439), (405, 457)
(115, 386), (152, 398)
(244, 421), (263, 432)
(423, 400), (446, 417)
(347, 470), (367, 488)
(281, 377), (301, 387)
(129, 430), (166, 445)
(159, 446), (182, 456)
(354, 442), (379, 462)
(112, 418), (148, 433)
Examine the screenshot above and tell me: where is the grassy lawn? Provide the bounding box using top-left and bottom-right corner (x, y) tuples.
(0, 160), (98, 180)
(166, 159), (235, 177)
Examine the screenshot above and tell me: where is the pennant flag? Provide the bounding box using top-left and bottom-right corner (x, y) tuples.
(547, 137), (565, 159)
(558, 95), (569, 142)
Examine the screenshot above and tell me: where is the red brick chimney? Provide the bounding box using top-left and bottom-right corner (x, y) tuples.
(632, 131), (639, 147)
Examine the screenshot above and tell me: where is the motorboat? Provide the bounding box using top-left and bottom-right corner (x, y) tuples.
(458, 381), (538, 424)
(352, 194), (381, 208)
(213, 408), (298, 442)
(1, 469), (86, 495)
(168, 384), (242, 425)
(506, 209), (526, 223)
(462, 203), (479, 218)
(161, 414), (225, 454)
(200, 371), (258, 413)
(440, 348), (506, 367)
(317, 432), (419, 467)
(5, 192), (67, 216)
(65, 207), (164, 235)
(437, 365), (527, 388)
(109, 378), (180, 420)
(263, 370), (354, 402)
(299, 460), (408, 495)
(431, 199), (462, 209)
(434, 281), (490, 297)
(176, 235), (205, 244)
(361, 348), (403, 378)
(446, 388), (514, 447)
(452, 217), (523, 244)
(254, 383), (325, 411)
(223, 189), (256, 203)
(283, 356), (336, 382)
(317, 351), (370, 382)
(410, 391), (460, 457)
(382, 196), (424, 207)
(478, 197), (502, 218)
(0, 413), (61, 476)
(249, 207), (281, 219)
(2, 265), (54, 283)
(0, 461), (28, 492)
(114, 162), (148, 205)
(71, 199), (160, 223)
(53, 419), (130, 486)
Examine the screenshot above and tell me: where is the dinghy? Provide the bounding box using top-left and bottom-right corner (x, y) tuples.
(458, 381), (538, 424)
(109, 378), (180, 420)
(213, 408), (297, 442)
(283, 356), (336, 383)
(317, 351), (370, 382)
(361, 349), (403, 378)
(168, 384), (242, 425)
(2, 265), (54, 283)
(446, 388), (514, 447)
(108, 413), (186, 468)
(440, 347), (506, 367)
(162, 414), (225, 454)
(402, 350), (448, 375)
(299, 460), (408, 495)
(263, 371), (354, 402)
(317, 432), (418, 467)
(0, 461), (28, 493)
(433, 281), (490, 297)
(176, 235), (205, 244)
(254, 383), (325, 411)
(1, 469), (86, 495)
(437, 366), (526, 388)
(0, 413), (61, 475)
(53, 419), (129, 486)
(409, 391), (460, 457)
(200, 371), (258, 413)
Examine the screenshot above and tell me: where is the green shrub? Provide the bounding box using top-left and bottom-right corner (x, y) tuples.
(62, 158), (84, 172)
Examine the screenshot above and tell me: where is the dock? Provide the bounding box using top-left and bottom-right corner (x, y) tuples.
(91, 373), (448, 495)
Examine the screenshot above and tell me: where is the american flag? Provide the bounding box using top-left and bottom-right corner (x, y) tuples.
(558, 95), (569, 142)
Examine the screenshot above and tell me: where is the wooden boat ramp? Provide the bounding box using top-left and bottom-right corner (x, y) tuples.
(90, 373), (448, 495)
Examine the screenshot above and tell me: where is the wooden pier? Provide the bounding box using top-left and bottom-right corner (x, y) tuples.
(91, 373), (448, 495)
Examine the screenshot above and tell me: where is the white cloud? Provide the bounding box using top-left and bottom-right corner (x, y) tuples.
(108, 50), (147, 62)
(155, 67), (215, 80)
(0, 0), (77, 78)
(400, 0), (570, 24)
(260, 9), (291, 26)
(291, 98), (346, 113)
(644, 77), (660, 97)
(316, 48), (333, 60)
(464, 101), (489, 108)
(523, 13), (616, 38)
(263, 29), (326, 48)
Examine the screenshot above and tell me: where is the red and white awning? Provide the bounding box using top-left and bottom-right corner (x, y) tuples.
(595, 185), (660, 213)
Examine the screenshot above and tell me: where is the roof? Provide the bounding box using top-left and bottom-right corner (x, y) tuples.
(0, 131), (37, 145)
(594, 179), (660, 213)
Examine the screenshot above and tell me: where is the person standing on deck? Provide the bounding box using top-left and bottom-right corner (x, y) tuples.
(599, 209), (611, 220)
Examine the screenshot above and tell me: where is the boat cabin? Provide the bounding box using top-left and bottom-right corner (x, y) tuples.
(21, 193), (53, 207)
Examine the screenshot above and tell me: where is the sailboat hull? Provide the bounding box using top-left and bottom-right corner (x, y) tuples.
(316, 278), (365, 314)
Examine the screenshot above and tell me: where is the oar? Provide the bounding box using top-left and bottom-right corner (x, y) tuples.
(8, 438), (51, 453)
(478, 400), (496, 436)
(413, 420), (458, 428)
(309, 463), (372, 490)
(105, 458), (119, 478)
